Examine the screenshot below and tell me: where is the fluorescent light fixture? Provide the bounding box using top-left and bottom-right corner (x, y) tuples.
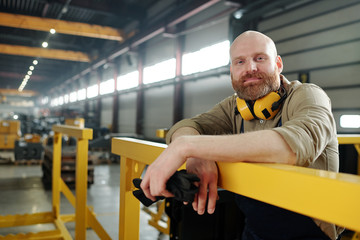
(340, 115), (360, 128)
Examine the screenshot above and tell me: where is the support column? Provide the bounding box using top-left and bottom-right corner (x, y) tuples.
(96, 69), (102, 128)
(84, 74), (90, 122)
(111, 60), (120, 133)
(173, 23), (186, 124)
(136, 47), (145, 135)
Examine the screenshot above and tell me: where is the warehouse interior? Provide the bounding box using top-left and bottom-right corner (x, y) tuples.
(0, 0), (360, 239)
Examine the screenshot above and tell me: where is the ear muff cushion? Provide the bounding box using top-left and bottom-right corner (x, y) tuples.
(236, 97), (254, 121)
(254, 92), (281, 120)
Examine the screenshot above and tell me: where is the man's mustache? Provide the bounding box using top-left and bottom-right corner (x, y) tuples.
(241, 72), (269, 81)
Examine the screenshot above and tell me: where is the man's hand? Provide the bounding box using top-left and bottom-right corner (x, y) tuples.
(186, 158), (218, 215)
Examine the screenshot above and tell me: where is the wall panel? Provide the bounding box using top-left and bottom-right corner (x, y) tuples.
(143, 85), (174, 139)
(263, 1), (360, 42)
(260, 0), (360, 32)
(183, 75), (234, 118)
(118, 92), (137, 133)
(100, 96), (113, 128)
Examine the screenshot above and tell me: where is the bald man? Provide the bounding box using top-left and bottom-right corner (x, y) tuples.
(141, 31), (341, 240)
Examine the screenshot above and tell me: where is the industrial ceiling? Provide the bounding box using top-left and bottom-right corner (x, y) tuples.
(0, 0), (304, 98)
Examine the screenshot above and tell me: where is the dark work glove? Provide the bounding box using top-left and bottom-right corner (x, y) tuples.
(132, 170), (200, 207)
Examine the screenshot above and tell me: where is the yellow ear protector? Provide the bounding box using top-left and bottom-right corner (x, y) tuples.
(236, 87), (287, 120)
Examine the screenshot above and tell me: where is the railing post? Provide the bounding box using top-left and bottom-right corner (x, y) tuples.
(119, 157), (146, 240)
(355, 144), (360, 175)
(75, 137), (89, 239)
(52, 132), (62, 218)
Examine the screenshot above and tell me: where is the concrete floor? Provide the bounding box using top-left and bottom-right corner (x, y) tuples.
(0, 163), (168, 240)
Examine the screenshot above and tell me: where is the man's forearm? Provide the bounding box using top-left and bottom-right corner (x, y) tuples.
(170, 127), (200, 142)
(174, 130), (296, 165)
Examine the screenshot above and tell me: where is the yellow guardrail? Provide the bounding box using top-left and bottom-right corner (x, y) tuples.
(112, 134), (360, 240)
(338, 134), (360, 175)
(0, 124), (111, 240)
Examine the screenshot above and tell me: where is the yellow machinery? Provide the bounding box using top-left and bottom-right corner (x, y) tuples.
(23, 133), (41, 143)
(65, 118), (84, 128)
(0, 124), (111, 239)
(112, 135), (360, 240)
(0, 120), (20, 149)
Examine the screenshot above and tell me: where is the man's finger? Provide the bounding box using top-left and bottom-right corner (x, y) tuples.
(196, 182), (208, 215)
(192, 193), (198, 211)
(207, 182), (218, 214)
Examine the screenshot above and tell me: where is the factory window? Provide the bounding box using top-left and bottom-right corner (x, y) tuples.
(87, 84), (98, 99)
(117, 71), (139, 90)
(77, 88), (86, 101)
(51, 98), (59, 106)
(340, 115), (360, 128)
(182, 40), (230, 75)
(64, 94), (69, 104)
(100, 79), (114, 95)
(41, 97), (48, 105)
(143, 58), (176, 84)
(58, 96), (64, 105)
(69, 91), (77, 102)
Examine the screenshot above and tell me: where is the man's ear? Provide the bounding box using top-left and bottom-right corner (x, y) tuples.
(276, 55), (283, 73)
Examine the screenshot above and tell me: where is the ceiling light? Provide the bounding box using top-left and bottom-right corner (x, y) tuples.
(27, 71), (32, 75)
(42, 42), (48, 48)
(50, 28), (56, 34)
(29, 66), (34, 70)
(25, 75), (30, 80)
(233, 9), (245, 19)
(33, 60), (38, 65)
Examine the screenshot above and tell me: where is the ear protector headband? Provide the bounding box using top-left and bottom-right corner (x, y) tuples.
(236, 86), (287, 120)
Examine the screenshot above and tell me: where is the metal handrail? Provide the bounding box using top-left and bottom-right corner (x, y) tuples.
(112, 135), (360, 240)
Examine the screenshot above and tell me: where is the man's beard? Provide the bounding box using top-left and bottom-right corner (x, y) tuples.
(232, 70), (280, 101)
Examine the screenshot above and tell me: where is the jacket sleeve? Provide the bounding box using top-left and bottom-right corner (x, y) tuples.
(272, 84), (338, 167)
(166, 95), (236, 144)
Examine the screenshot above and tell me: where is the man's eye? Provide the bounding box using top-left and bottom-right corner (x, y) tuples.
(257, 57), (265, 61)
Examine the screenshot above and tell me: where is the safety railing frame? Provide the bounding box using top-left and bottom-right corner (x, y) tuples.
(112, 135), (360, 240)
(0, 124), (111, 240)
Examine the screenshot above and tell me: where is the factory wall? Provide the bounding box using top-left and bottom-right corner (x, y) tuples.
(258, 0), (360, 134)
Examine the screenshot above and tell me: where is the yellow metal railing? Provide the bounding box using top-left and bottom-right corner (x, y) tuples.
(338, 134), (360, 175)
(0, 124), (111, 240)
(112, 135), (360, 240)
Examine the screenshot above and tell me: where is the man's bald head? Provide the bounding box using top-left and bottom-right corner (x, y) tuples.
(230, 31), (278, 61)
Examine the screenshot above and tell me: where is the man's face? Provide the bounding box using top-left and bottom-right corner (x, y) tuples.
(230, 34), (282, 101)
